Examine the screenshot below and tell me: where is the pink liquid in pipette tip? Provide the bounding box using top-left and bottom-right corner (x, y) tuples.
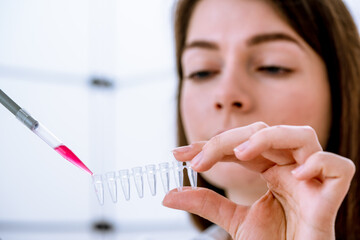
(54, 145), (93, 175)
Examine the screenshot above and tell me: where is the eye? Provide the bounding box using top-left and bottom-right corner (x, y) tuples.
(257, 66), (293, 75)
(187, 70), (218, 80)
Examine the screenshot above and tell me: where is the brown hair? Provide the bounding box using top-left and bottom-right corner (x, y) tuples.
(173, 0), (360, 239)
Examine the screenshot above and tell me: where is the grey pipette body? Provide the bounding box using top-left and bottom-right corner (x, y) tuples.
(0, 89), (39, 130)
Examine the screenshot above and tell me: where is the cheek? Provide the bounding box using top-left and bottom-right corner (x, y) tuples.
(291, 89), (331, 145)
(261, 82), (331, 146)
(180, 83), (212, 142)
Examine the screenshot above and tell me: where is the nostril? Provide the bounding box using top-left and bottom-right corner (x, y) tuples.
(215, 103), (223, 109)
(233, 102), (242, 108)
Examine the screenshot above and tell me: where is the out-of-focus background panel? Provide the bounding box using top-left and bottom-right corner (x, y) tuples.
(0, 0), (196, 239)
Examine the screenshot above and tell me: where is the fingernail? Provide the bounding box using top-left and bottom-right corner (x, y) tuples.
(172, 145), (193, 154)
(291, 165), (304, 175)
(234, 140), (250, 153)
(191, 151), (203, 167)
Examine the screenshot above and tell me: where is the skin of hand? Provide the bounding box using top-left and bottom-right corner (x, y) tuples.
(163, 122), (355, 240)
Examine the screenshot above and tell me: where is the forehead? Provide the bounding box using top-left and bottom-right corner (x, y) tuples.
(187, 0), (300, 44)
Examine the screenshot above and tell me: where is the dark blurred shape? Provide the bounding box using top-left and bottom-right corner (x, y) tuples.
(92, 221), (114, 232)
(90, 76), (115, 88)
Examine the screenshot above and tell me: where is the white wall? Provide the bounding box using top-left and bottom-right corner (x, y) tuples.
(344, 0), (360, 29)
(0, 0), (197, 239)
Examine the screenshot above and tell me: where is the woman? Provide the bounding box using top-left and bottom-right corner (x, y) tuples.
(162, 0), (360, 239)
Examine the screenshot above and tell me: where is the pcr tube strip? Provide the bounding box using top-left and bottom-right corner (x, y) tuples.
(92, 161), (197, 205)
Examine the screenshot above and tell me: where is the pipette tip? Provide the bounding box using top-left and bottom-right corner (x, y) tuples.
(54, 145), (93, 175)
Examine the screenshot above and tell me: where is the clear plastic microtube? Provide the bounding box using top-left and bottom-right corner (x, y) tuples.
(159, 162), (170, 194)
(119, 169), (130, 201)
(132, 167), (144, 198)
(172, 161), (184, 191)
(92, 161), (197, 205)
(92, 175), (105, 205)
(186, 161), (198, 189)
(105, 172), (117, 203)
(146, 164), (157, 196)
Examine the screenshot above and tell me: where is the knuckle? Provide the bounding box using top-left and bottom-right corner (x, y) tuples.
(302, 125), (317, 139)
(252, 121), (269, 130)
(302, 125), (321, 147)
(252, 125), (272, 140)
(344, 158), (356, 176)
(205, 134), (221, 151)
(337, 156), (356, 179)
(310, 152), (356, 177)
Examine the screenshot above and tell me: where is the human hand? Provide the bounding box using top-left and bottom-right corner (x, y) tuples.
(163, 122), (355, 240)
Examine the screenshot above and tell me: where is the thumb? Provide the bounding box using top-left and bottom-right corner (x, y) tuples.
(162, 187), (248, 235)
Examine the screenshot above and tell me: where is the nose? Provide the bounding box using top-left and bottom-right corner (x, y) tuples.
(213, 68), (253, 113)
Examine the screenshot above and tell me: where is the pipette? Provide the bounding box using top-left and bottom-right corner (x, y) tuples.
(0, 89), (93, 175)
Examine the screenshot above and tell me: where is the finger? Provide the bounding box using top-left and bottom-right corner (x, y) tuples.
(172, 141), (206, 162)
(234, 125), (322, 166)
(162, 187), (247, 236)
(292, 151), (355, 185)
(191, 121), (268, 171)
(291, 152), (355, 210)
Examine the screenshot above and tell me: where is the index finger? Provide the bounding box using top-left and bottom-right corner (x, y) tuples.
(172, 141), (206, 162)
(191, 122), (268, 172)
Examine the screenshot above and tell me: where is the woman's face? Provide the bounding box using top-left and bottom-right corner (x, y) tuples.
(180, 0), (331, 203)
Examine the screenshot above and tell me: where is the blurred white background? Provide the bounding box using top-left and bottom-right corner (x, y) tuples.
(0, 0), (359, 239)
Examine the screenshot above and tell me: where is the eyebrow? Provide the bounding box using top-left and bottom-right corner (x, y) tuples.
(184, 40), (219, 50)
(184, 32), (303, 51)
(247, 33), (302, 49)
